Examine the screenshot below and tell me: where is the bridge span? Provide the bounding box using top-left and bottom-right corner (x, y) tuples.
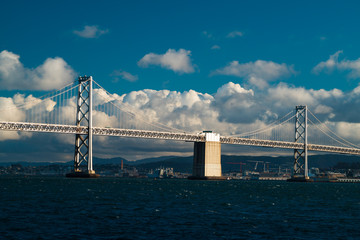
(1, 76), (360, 181)
(1, 121), (360, 155)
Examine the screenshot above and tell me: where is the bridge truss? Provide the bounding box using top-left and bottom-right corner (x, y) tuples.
(1, 121), (360, 156)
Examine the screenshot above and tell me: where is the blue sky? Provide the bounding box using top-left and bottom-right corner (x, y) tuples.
(2, 0), (360, 162)
(2, 0), (360, 94)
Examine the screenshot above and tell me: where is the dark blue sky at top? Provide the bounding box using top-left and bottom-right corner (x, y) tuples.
(1, 0), (360, 95)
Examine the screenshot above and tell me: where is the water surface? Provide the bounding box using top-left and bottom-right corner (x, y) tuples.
(0, 177), (359, 239)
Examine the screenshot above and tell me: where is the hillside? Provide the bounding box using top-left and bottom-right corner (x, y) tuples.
(1, 154), (359, 173)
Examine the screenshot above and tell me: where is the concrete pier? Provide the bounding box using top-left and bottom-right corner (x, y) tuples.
(66, 170), (100, 178)
(189, 132), (226, 180)
(287, 176), (313, 182)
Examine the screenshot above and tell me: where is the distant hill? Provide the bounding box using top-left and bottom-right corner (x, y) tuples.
(129, 156), (179, 165)
(1, 154), (359, 172)
(0, 161), (71, 167)
(133, 156), (193, 173)
(308, 154), (360, 169)
(221, 154), (360, 172)
(130, 154), (360, 173)
(93, 157), (128, 165)
(0, 157), (129, 167)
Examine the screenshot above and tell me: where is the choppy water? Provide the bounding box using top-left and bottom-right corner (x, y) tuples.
(0, 176), (360, 239)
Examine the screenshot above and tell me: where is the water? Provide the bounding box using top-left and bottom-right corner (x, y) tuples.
(0, 177), (360, 239)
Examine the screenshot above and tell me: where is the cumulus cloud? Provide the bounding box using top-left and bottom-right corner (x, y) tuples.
(334, 122), (360, 143)
(3, 78), (360, 159)
(313, 51), (343, 74)
(0, 97), (26, 122)
(227, 31), (243, 38)
(211, 45), (221, 50)
(212, 60), (295, 89)
(73, 81), (360, 145)
(0, 90), (78, 141)
(0, 95), (30, 141)
(1, 94), (59, 119)
(202, 31), (213, 38)
(266, 85), (339, 123)
(95, 81), (356, 136)
(213, 82), (257, 124)
(320, 36), (327, 41)
(138, 49), (195, 74)
(313, 51), (360, 78)
(112, 70), (138, 82)
(0, 50), (76, 90)
(73, 25), (108, 38)
(215, 81), (254, 98)
(115, 88), (215, 131)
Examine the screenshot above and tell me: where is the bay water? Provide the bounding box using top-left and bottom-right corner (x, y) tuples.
(1, 176), (360, 239)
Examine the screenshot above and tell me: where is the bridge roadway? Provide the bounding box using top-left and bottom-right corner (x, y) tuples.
(1, 121), (360, 155)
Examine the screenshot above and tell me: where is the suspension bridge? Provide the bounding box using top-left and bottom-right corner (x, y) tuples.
(0, 76), (359, 180)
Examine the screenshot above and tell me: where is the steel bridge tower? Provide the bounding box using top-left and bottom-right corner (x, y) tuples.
(288, 105), (312, 182)
(66, 76), (99, 178)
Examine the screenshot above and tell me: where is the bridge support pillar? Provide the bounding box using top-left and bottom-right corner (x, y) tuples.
(288, 105), (312, 182)
(189, 132), (225, 180)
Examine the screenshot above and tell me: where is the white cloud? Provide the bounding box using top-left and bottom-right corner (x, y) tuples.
(314, 105), (333, 114)
(227, 31), (243, 38)
(215, 82), (254, 98)
(12, 79), (351, 143)
(93, 110), (118, 128)
(213, 82), (258, 124)
(212, 60), (295, 89)
(73, 25), (108, 38)
(211, 45), (221, 50)
(0, 50), (76, 90)
(267, 84), (345, 113)
(313, 51), (343, 74)
(313, 51), (360, 78)
(0, 96), (26, 122)
(202, 31), (213, 38)
(108, 81), (360, 145)
(267, 84), (316, 107)
(112, 70), (138, 82)
(334, 122), (360, 143)
(3, 77), (360, 159)
(0, 95), (29, 141)
(320, 36), (327, 41)
(138, 49), (195, 74)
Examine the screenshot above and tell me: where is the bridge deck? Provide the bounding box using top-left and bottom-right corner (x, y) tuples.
(1, 121), (360, 155)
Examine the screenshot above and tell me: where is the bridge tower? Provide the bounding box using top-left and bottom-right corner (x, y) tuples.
(288, 105), (312, 182)
(66, 76), (99, 178)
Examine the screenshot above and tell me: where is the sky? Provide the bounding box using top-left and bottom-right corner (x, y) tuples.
(1, 0), (360, 162)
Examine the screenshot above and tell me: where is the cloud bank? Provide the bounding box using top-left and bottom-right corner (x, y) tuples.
(2, 50), (360, 160)
(0, 50), (76, 90)
(2, 80), (360, 160)
(87, 82), (360, 143)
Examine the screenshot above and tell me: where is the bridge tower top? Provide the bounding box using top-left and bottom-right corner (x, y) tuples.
(201, 131), (220, 142)
(78, 75), (92, 82)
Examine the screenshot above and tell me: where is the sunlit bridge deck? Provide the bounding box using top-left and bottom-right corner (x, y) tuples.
(1, 121), (360, 156)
